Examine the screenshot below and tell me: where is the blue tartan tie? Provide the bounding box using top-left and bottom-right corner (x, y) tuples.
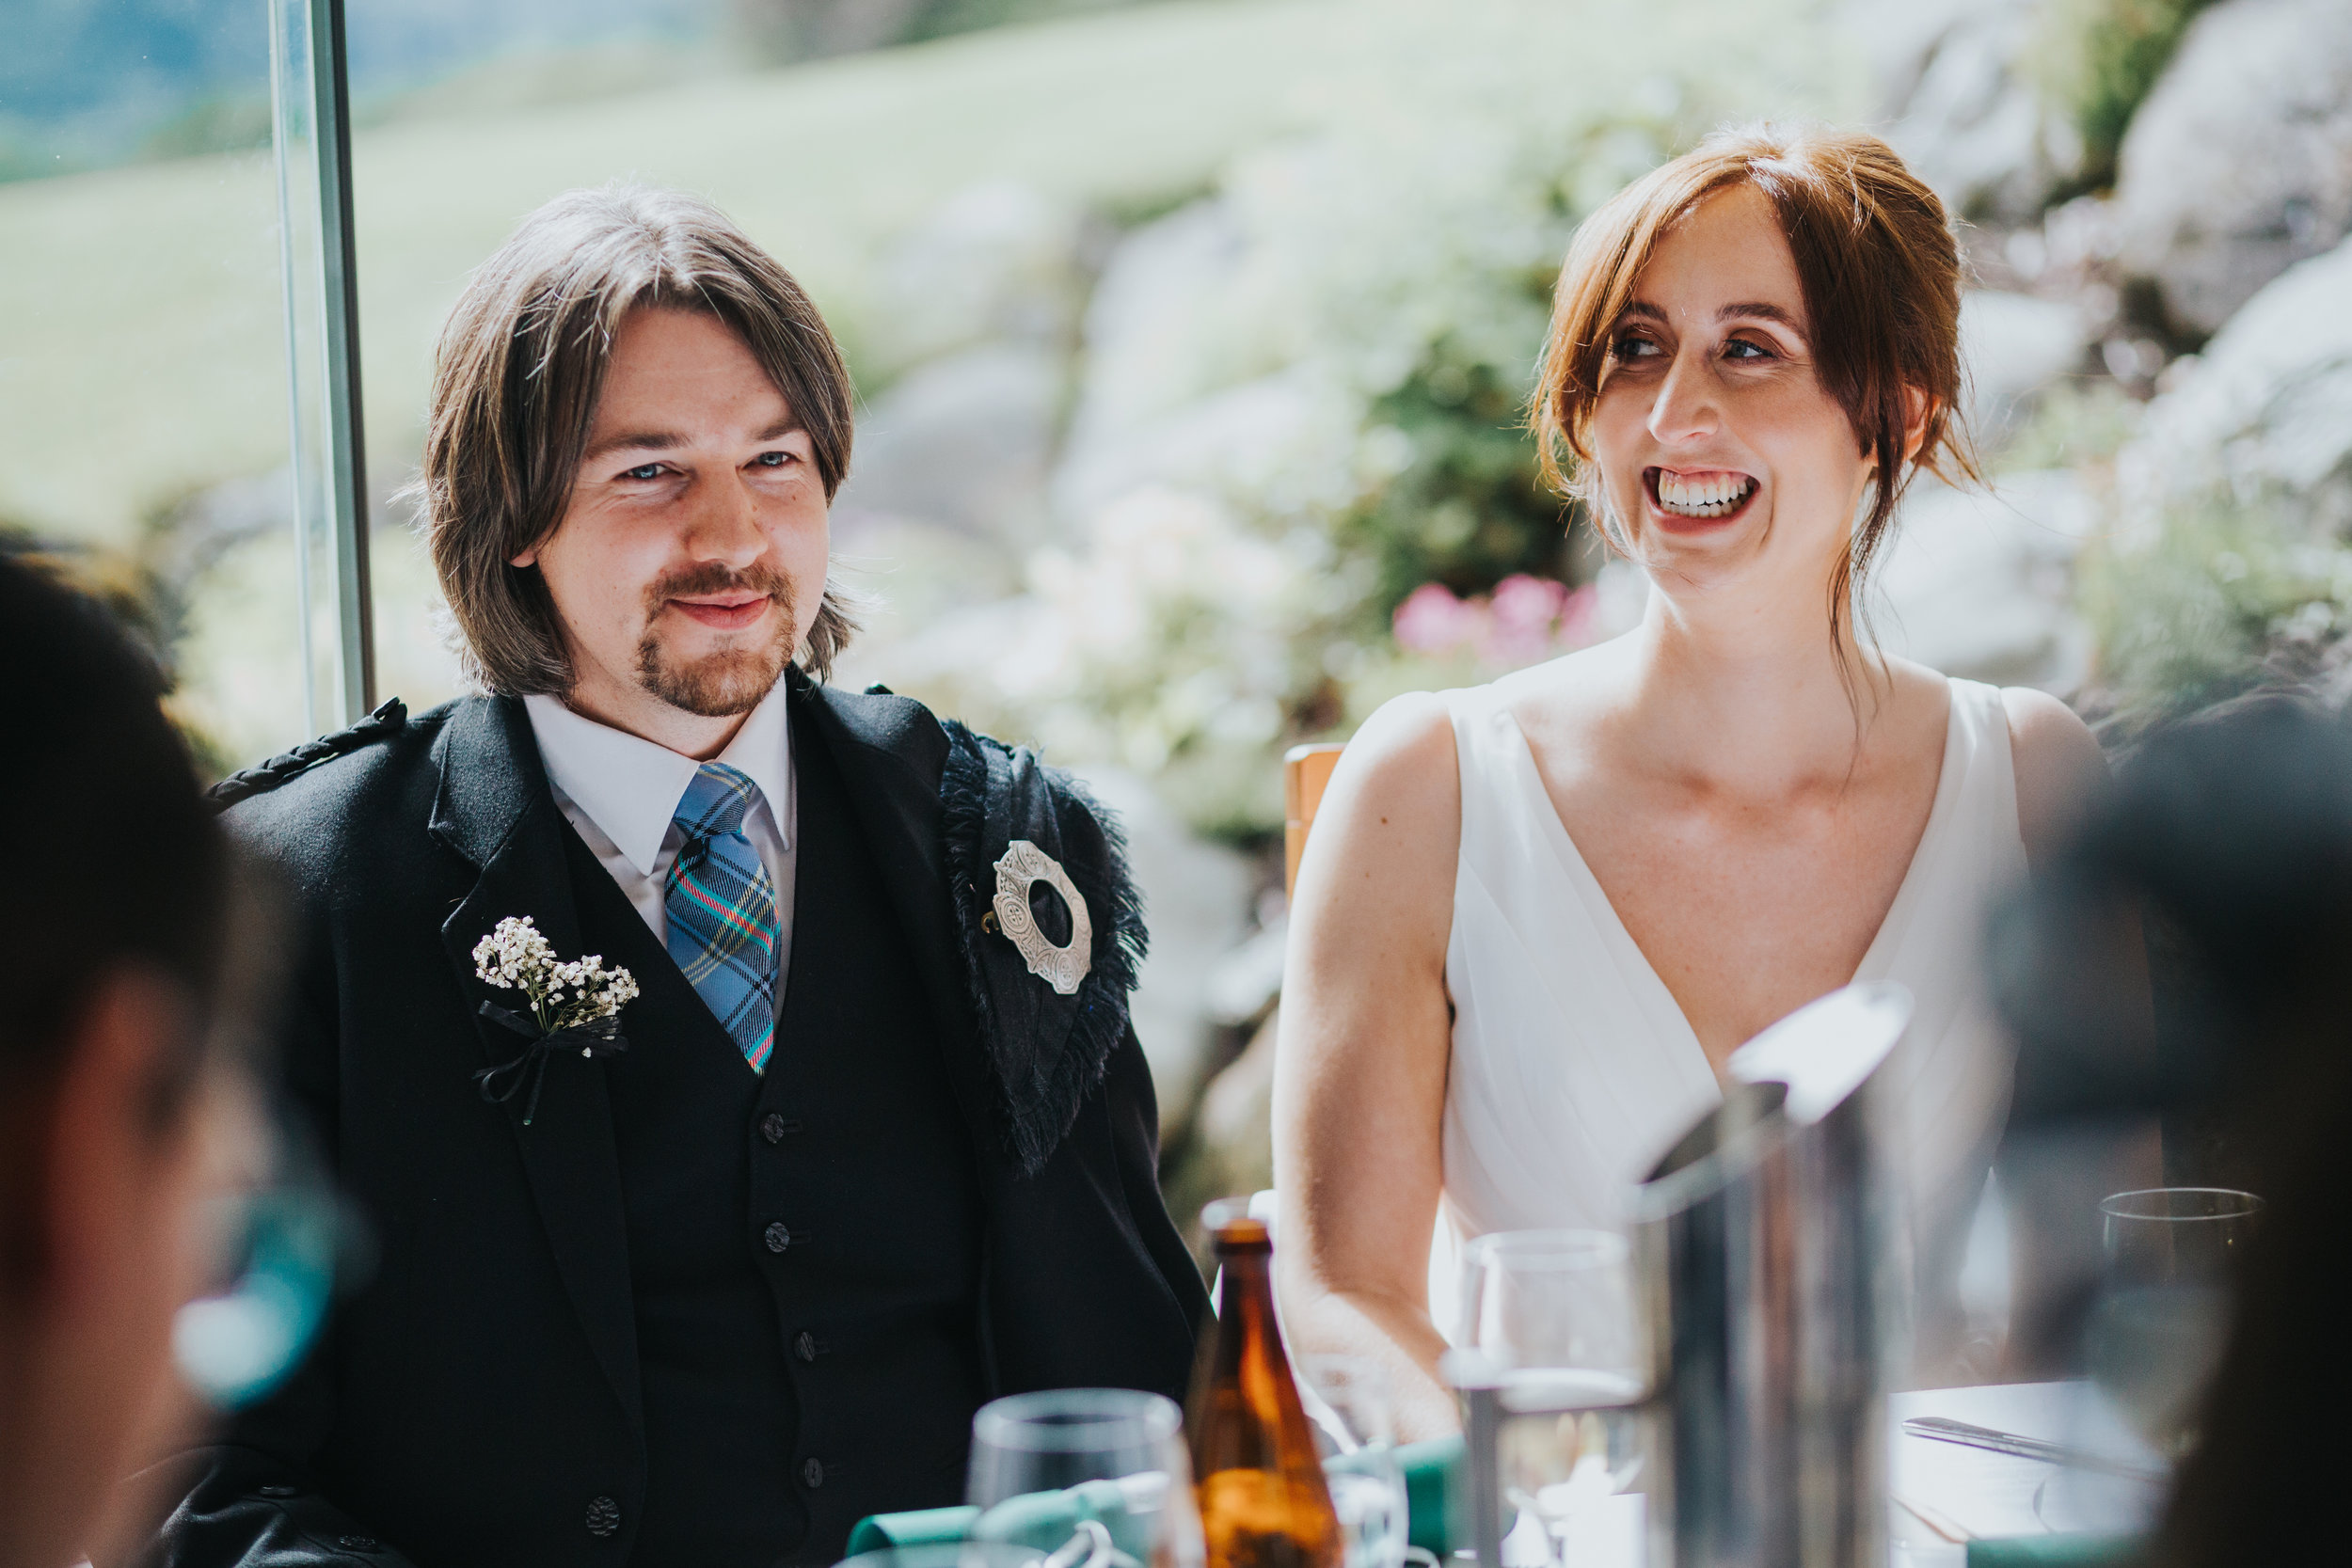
(664, 762), (780, 1074)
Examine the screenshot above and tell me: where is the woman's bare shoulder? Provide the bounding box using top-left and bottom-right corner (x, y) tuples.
(1291, 691), (1463, 945)
(1998, 686), (2106, 865)
(1343, 689), (1458, 776)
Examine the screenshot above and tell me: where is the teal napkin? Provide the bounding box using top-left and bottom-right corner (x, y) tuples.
(1966, 1535), (2140, 1566)
(845, 1506), (980, 1555)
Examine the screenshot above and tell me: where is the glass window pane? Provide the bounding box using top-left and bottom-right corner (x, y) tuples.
(0, 6), (299, 775)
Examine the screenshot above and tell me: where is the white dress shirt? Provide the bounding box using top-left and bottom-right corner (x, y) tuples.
(522, 682), (798, 991)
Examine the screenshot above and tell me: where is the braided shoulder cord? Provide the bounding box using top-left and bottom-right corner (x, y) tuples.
(205, 698), (409, 813)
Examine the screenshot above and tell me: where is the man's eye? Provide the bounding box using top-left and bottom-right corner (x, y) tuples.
(754, 451), (796, 469)
(620, 463), (665, 482)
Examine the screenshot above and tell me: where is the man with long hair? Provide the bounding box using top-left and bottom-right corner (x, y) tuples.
(147, 185), (1205, 1568)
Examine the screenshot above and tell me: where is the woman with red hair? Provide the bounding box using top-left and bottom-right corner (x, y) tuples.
(1275, 124), (2119, 1436)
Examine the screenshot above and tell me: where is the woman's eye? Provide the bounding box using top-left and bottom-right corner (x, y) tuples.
(1724, 338), (1773, 361)
(754, 451), (796, 469)
(1611, 334), (1660, 361)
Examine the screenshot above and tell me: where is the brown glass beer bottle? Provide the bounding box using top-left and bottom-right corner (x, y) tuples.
(1186, 1203), (1343, 1568)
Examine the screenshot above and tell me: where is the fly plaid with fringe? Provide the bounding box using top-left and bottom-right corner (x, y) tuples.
(665, 762), (780, 1073)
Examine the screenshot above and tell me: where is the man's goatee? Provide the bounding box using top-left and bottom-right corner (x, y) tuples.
(634, 561), (799, 717)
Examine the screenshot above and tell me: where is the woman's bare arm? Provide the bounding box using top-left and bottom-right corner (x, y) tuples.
(1271, 692), (1466, 1439)
(2004, 688), (2108, 872)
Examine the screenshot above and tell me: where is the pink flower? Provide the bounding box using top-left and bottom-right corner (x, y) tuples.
(1479, 574), (1570, 667)
(1393, 575), (1599, 670)
(1392, 582), (1477, 655)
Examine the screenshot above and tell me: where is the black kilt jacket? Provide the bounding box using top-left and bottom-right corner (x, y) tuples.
(135, 678), (1210, 1568)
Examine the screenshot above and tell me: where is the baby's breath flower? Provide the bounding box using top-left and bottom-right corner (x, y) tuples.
(472, 914), (636, 1034)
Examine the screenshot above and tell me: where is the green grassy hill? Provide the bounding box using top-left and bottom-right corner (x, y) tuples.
(0, 0), (1411, 549)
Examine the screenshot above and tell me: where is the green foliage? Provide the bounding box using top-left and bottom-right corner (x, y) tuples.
(1994, 379), (2144, 475)
(1343, 347), (1580, 620)
(2033, 0), (2217, 191)
(2079, 490), (2352, 727)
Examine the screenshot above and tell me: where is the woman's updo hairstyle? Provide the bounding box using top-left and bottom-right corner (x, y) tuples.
(1532, 122), (1979, 651)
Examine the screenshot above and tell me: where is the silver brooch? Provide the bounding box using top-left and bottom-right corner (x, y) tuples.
(992, 839), (1092, 996)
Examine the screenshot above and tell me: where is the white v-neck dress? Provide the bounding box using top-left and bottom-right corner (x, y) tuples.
(1427, 677), (2026, 1348)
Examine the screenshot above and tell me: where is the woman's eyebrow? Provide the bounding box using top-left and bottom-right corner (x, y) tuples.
(1717, 301), (1803, 328)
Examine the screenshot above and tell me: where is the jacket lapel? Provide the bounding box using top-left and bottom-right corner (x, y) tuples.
(429, 696), (644, 1436)
(802, 680), (1007, 1163)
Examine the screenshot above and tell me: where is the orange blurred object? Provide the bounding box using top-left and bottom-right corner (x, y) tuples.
(1282, 745), (1344, 900)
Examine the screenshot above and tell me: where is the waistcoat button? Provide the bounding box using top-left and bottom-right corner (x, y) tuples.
(761, 1113), (788, 1144)
(585, 1495), (622, 1538)
(796, 1330), (818, 1362)
(337, 1538), (380, 1553)
(258, 1484), (298, 1497)
(803, 1457), (825, 1488)
(764, 1221), (791, 1253)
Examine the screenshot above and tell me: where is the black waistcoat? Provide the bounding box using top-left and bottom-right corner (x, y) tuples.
(575, 697), (987, 1568)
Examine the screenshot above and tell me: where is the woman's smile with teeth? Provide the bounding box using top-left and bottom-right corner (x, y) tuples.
(1650, 467), (1757, 518)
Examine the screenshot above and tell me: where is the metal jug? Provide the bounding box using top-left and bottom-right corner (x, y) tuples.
(1628, 982), (1914, 1568)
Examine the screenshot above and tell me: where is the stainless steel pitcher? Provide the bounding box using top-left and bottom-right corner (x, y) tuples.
(1628, 981), (1914, 1568)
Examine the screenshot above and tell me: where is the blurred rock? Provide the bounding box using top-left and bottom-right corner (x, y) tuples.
(1060, 198), (1244, 463)
(1836, 0), (1977, 114)
(1876, 471), (2098, 689)
(835, 342), (1061, 545)
(1053, 366), (1359, 527)
(1203, 913), (1285, 1031)
(2114, 0), (2352, 339)
(1050, 197), (1364, 523)
(2117, 232), (2352, 540)
(1159, 1006), (1279, 1246)
(864, 180), (1089, 372)
(1874, 0), (2085, 225)
(144, 468), (292, 595)
(1068, 765), (1255, 1123)
(1961, 291), (2092, 443)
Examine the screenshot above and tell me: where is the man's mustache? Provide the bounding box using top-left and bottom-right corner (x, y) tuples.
(644, 562), (796, 614)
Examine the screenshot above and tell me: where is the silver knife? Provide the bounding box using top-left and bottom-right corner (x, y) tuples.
(1901, 1416), (2164, 1481)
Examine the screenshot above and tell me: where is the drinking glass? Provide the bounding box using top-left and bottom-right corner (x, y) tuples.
(1297, 1355), (1407, 1568)
(2086, 1188), (2263, 1458)
(2101, 1188), (2264, 1285)
(968, 1388), (1206, 1568)
(1459, 1230), (1649, 1566)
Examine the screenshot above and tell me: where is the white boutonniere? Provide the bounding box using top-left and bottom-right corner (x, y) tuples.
(469, 915), (639, 1125)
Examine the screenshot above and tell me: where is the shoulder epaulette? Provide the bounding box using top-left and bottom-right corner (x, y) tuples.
(206, 698), (409, 813)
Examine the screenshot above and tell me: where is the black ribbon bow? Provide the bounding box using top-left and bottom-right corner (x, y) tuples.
(472, 1001), (629, 1126)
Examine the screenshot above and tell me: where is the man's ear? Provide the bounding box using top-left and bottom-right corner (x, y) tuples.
(509, 526), (553, 570)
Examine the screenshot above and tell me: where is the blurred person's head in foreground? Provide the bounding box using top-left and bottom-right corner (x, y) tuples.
(0, 554), (235, 1568)
(1992, 693), (2352, 1562)
(413, 181), (858, 754)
